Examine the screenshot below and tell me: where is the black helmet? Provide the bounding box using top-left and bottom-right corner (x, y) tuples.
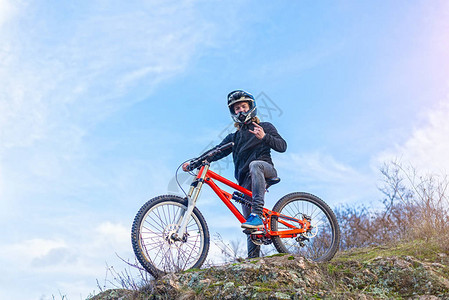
(227, 90), (257, 124)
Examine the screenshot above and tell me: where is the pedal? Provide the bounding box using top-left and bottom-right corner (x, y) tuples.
(251, 230), (263, 235)
(242, 228), (263, 235)
(242, 228), (253, 234)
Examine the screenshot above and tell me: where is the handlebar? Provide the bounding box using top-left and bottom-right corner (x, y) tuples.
(186, 142), (234, 171)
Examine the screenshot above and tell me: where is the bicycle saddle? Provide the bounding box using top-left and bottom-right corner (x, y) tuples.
(266, 177), (281, 189)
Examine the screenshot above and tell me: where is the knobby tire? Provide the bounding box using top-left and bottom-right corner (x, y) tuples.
(271, 192), (340, 262)
(131, 195), (210, 278)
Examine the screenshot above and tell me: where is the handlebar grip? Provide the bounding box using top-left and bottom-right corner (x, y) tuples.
(186, 160), (200, 171)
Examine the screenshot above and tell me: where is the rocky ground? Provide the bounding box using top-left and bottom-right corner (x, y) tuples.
(89, 240), (449, 299)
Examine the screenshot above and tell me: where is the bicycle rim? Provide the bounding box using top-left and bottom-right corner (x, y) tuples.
(136, 199), (207, 274)
(271, 193), (340, 262)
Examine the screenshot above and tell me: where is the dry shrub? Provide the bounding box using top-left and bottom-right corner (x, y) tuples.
(337, 161), (449, 252)
(93, 257), (154, 296)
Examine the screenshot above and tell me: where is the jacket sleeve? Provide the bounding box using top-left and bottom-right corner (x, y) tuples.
(261, 123), (287, 153)
(203, 133), (234, 162)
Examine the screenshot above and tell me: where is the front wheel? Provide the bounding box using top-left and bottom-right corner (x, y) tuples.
(131, 195), (210, 278)
(271, 192), (340, 262)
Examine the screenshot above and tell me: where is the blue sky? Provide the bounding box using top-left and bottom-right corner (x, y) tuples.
(1, 1), (449, 299)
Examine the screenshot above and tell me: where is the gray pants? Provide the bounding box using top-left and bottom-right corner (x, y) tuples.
(241, 160), (277, 258)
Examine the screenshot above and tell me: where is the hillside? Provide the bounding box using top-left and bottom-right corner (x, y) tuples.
(90, 239), (449, 299)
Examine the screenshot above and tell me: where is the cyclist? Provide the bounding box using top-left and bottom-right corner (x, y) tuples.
(183, 90), (287, 258)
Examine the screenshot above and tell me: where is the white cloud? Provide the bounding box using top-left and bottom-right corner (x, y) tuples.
(0, 221), (135, 299)
(288, 152), (362, 183)
(96, 221), (130, 247)
(277, 151), (369, 186)
(376, 99), (449, 174)
(0, 2), (222, 297)
(0, 0), (16, 28)
(276, 151), (378, 206)
(0, 238), (67, 266)
(0, 0), (214, 207)
(0, 1), (212, 150)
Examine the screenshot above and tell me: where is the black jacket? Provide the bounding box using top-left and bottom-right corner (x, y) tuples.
(208, 122), (287, 185)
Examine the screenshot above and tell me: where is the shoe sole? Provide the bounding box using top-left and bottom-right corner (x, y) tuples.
(241, 224), (263, 229)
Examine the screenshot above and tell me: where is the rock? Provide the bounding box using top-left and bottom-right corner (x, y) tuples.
(89, 244), (449, 299)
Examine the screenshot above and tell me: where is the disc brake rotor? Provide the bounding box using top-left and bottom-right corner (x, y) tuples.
(163, 224), (180, 245)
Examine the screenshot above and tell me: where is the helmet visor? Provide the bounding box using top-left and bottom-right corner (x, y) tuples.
(228, 97), (253, 109)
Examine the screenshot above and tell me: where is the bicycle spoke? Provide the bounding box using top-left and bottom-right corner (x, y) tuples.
(136, 199), (206, 274)
(272, 194), (339, 261)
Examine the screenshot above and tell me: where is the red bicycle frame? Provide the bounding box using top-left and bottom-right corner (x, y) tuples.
(193, 164), (311, 238)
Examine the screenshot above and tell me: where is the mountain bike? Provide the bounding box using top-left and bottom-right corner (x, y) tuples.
(131, 142), (340, 278)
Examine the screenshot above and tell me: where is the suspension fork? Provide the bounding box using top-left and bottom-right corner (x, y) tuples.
(173, 164), (209, 240)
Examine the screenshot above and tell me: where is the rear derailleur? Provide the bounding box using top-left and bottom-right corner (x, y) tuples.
(295, 234), (309, 247)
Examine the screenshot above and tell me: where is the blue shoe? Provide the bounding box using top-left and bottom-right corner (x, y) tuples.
(241, 213), (263, 229)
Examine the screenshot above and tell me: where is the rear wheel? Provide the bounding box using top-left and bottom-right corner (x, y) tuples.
(271, 192), (340, 262)
(131, 195), (210, 277)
